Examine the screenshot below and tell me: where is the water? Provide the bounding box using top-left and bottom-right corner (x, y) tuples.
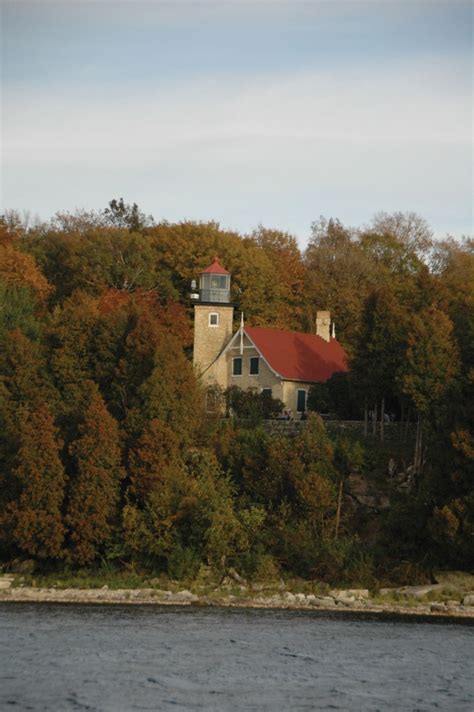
(0, 604), (473, 711)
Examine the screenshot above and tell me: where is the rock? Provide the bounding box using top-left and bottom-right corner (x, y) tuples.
(228, 568), (247, 585)
(305, 594), (317, 604)
(446, 600), (460, 608)
(283, 592), (296, 603)
(310, 596), (337, 608)
(333, 589), (369, 600)
(379, 587), (398, 596)
(294, 593), (306, 603)
(345, 475), (390, 511)
(0, 576), (14, 590)
(336, 596), (356, 606)
(174, 590), (198, 602)
(430, 603), (447, 613)
(462, 594), (474, 606)
(100, 585), (109, 591)
(399, 584), (445, 600)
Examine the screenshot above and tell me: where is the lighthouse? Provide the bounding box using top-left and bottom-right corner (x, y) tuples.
(192, 256), (234, 381)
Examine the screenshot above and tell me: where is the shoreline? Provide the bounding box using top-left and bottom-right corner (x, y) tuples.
(1, 586), (473, 621)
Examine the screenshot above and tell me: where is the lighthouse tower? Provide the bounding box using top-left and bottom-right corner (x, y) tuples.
(192, 256), (234, 382)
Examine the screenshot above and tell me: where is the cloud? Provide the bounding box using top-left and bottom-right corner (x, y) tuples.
(2, 53), (471, 239)
(4, 56), (470, 167)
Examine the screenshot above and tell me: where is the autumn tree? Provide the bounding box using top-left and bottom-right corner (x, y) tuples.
(1, 404), (65, 560)
(304, 217), (376, 347)
(251, 226), (305, 330)
(123, 420), (245, 574)
(65, 388), (124, 566)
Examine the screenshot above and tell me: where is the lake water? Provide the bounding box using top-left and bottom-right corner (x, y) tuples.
(0, 603), (473, 711)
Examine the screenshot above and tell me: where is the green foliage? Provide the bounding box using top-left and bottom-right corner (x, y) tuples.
(0, 281), (41, 341)
(0, 207), (472, 584)
(307, 372), (361, 418)
(224, 386), (284, 423)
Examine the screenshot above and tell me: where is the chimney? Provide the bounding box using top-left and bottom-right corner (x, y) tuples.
(316, 311), (331, 342)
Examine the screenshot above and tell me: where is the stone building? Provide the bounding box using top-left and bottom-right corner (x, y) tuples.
(192, 256), (348, 417)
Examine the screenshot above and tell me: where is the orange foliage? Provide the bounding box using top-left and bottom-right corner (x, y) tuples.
(0, 244), (53, 302)
(128, 419), (181, 503)
(65, 389), (124, 566)
(5, 404), (65, 559)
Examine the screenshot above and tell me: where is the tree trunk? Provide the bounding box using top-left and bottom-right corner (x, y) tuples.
(364, 399), (368, 437)
(380, 396), (385, 442)
(414, 413), (421, 473)
(335, 479), (343, 540)
(400, 402), (405, 442)
(404, 408), (411, 443)
(372, 402), (377, 437)
(419, 419), (423, 472)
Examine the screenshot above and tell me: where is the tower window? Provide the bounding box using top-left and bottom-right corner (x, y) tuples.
(249, 357), (259, 375)
(232, 358), (242, 376)
(209, 313), (219, 327)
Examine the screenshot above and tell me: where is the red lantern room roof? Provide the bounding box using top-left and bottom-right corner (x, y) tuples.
(200, 256), (230, 275)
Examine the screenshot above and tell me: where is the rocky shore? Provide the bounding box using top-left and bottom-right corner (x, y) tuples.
(1, 575), (473, 619)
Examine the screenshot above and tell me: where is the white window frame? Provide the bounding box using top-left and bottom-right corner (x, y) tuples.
(208, 312), (219, 327)
(296, 389), (307, 413)
(232, 357), (242, 377)
(249, 356), (259, 375)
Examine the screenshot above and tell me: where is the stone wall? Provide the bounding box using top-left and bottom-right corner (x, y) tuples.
(263, 419), (416, 441)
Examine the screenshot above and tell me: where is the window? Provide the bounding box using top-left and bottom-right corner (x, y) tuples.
(297, 389), (307, 413)
(210, 275), (228, 289)
(208, 313), (219, 327)
(232, 357), (242, 376)
(261, 388), (272, 397)
(249, 357), (259, 375)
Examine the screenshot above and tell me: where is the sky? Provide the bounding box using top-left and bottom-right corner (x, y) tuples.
(1, 0), (472, 245)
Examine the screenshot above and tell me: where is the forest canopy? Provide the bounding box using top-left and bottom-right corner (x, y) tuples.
(0, 202), (472, 584)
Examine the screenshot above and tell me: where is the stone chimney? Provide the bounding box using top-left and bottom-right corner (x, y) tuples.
(316, 311), (331, 342)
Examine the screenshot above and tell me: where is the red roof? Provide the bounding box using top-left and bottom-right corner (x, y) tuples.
(200, 256), (230, 275)
(244, 326), (348, 382)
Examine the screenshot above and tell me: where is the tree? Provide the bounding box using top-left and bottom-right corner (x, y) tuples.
(224, 386), (284, 422)
(399, 307), (459, 420)
(304, 217), (376, 347)
(0, 243), (53, 303)
(367, 211), (432, 262)
(351, 287), (410, 438)
(398, 307), (459, 471)
(102, 198), (154, 232)
(1, 404), (65, 559)
(65, 389), (124, 566)
(251, 226), (305, 330)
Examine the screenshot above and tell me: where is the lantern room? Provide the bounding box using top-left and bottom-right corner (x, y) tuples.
(199, 256), (231, 303)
